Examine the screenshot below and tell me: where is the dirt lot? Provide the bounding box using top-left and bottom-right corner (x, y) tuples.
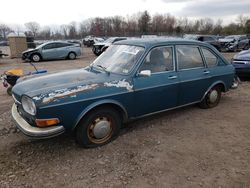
(0, 47), (250, 188)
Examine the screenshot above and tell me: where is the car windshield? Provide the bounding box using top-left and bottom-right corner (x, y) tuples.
(91, 44), (145, 74)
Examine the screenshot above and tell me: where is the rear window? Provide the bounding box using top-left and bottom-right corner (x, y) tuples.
(201, 48), (218, 67)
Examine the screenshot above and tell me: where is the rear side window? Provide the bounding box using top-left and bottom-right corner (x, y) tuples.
(176, 46), (204, 70)
(55, 43), (66, 48)
(202, 48), (218, 67)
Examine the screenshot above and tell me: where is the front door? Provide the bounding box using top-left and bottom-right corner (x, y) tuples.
(41, 43), (57, 60)
(133, 46), (179, 117)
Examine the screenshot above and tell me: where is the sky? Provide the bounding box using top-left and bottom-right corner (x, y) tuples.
(0, 0), (249, 27)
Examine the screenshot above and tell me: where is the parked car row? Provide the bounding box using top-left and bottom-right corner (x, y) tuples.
(219, 35), (249, 52)
(184, 34), (222, 51)
(12, 38), (236, 147)
(184, 34), (250, 52)
(83, 36), (105, 47)
(92, 37), (127, 56)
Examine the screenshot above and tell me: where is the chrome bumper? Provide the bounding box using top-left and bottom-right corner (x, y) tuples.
(12, 104), (65, 139)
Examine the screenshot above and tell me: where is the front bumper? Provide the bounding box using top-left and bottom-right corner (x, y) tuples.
(232, 62), (250, 77)
(12, 104), (65, 139)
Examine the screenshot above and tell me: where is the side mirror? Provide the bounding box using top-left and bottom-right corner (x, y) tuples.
(138, 70), (151, 77)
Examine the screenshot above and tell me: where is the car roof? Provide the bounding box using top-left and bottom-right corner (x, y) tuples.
(115, 38), (209, 48)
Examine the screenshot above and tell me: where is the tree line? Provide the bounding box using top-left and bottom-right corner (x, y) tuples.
(1, 11), (250, 40)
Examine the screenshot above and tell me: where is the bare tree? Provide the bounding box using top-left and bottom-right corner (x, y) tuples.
(39, 26), (51, 40)
(213, 19), (223, 35)
(79, 20), (91, 37)
(237, 15), (248, 27)
(245, 19), (250, 33)
(60, 24), (69, 39)
(68, 22), (77, 39)
(24, 22), (40, 37)
(138, 11), (151, 34)
(0, 24), (12, 39)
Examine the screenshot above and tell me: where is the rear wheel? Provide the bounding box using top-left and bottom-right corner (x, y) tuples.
(76, 107), (121, 148)
(199, 86), (222, 109)
(68, 52), (76, 60)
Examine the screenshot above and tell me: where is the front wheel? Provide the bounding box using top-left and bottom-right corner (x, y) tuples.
(31, 54), (41, 62)
(76, 107), (121, 148)
(199, 86), (221, 109)
(7, 87), (12, 96)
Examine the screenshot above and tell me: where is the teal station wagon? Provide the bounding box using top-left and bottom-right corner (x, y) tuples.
(12, 39), (235, 148)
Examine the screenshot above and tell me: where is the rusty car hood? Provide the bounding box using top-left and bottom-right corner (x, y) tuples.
(12, 68), (133, 106)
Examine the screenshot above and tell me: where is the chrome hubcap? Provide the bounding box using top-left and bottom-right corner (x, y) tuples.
(209, 90), (218, 103)
(92, 118), (111, 139)
(33, 55), (39, 61)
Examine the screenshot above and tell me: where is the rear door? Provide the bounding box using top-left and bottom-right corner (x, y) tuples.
(55, 42), (69, 58)
(176, 45), (211, 105)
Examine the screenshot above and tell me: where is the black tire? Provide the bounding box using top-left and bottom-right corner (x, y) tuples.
(76, 107), (121, 148)
(199, 86), (222, 109)
(68, 52), (76, 60)
(93, 47), (102, 56)
(243, 43), (249, 50)
(31, 53), (41, 62)
(7, 87), (12, 96)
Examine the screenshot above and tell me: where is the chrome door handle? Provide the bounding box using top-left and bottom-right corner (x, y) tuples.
(168, 75), (177, 80)
(203, 70), (210, 74)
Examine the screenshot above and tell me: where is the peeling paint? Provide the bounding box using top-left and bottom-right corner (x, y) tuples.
(104, 79), (133, 91)
(43, 84), (98, 104)
(33, 84), (98, 104)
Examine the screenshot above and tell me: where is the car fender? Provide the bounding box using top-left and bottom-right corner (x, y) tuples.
(200, 80), (227, 101)
(72, 99), (128, 130)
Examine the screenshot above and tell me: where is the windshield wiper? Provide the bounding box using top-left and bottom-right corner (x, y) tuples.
(96, 65), (110, 74)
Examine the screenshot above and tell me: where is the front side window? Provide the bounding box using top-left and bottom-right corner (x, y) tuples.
(92, 45), (144, 74)
(139, 46), (174, 73)
(176, 46), (204, 70)
(43, 43), (55, 50)
(202, 48), (218, 67)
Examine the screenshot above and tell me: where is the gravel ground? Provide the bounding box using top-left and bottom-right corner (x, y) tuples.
(0, 47), (249, 188)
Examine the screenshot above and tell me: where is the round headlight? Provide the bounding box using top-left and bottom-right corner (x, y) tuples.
(21, 95), (36, 115)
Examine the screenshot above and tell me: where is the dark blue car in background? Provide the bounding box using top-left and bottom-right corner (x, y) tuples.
(232, 49), (250, 78)
(12, 39), (235, 148)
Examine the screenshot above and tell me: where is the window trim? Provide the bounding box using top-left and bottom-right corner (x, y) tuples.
(200, 47), (219, 68)
(137, 45), (176, 75)
(175, 45), (206, 71)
